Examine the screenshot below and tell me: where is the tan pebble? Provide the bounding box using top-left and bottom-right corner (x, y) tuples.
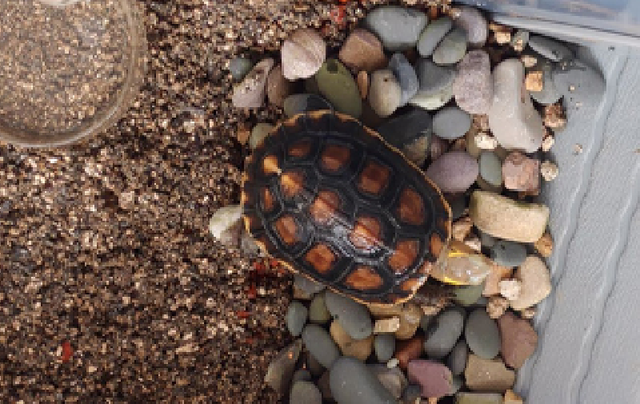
(544, 103), (567, 129)
(534, 232), (553, 258)
(330, 321), (374, 361)
(357, 70), (369, 99)
(483, 263), (513, 297)
(464, 235), (482, 253)
(495, 31), (512, 45)
(486, 296), (509, 319)
(505, 389), (524, 404)
(281, 29), (326, 80)
(475, 132), (499, 150)
(541, 133), (555, 152)
(236, 124), (251, 145)
(395, 303), (422, 340)
(499, 279), (522, 300)
(502, 152), (540, 193)
(541, 160), (558, 181)
(510, 256), (552, 310)
(374, 317), (401, 334)
(338, 28), (388, 72)
(452, 216), (473, 241)
(368, 69), (401, 118)
(465, 354), (515, 392)
(525, 71), (543, 92)
(520, 307), (536, 319)
(473, 114), (491, 131)
(451, 138), (467, 152)
(521, 54), (538, 68)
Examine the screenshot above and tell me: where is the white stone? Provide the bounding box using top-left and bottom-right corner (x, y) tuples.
(510, 256), (552, 310)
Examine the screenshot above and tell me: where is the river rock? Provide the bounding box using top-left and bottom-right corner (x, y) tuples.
(325, 291), (373, 340)
(426, 151), (479, 194)
(553, 58), (606, 112)
(229, 57), (253, 81)
(375, 333), (396, 363)
(423, 307), (465, 359)
(293, 273), (325, 298)
(369, 69), (402, 117)
(453, 284), (484, 307)
(330, 357), (397, 404)
(529, 58), (562, 105)
(407, 360), (453, 398)
(509, 256), (552, 310)
(490, 240), (527, 268)
(315, 59), (362, 118)
(465, 308), (501, 360)
(498, 311), (538, 369)
(232, 58), (274, 108)
(376, 108), (432, 166)
(469, 190), (549, 243)
(395, 335), (424, 370)
(417, 17), (453, 57)
(456, 393), (505, 404)
(454, 6), (488, 47)
(266, 64), (295, 107)
(465, 354), (515, 392)
(488, 59), (544, 153)
(447, 339), (469, 376)
(528, 35), (573, 62)
(388, 53), (419, 107)
(330, 320), (374, 361)
(433, 28), (467, 65)
(281, 28), (326, 80)
(309, 291), (331, 324)
(286, 300), (308, 337)
(302, 324), (340, 369)
(453, 50), (493, 114)
(365, 6), (428, 51)
(369, 365), (408, 398)
(410, 58), (455, 110)
(502, 151), (540, 193)
(432, 106), (471, 140)
(479, 151), (503, 188)
(264, 339), (303, 394)
(339, 28), (388, 72)
(290, 380), (322, 404)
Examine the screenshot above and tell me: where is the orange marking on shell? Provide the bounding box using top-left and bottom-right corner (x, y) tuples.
(430, 233), (444, 259)
(349, 215), (382, 251)
(400, 277), (421, 293)
(304, 243), (336, 275)
(358, 160), (390, 196)
(261, 187), (275, 212)
(280, 171), (305, 199)
(397, 187), (425, 225)
(387, 239), (419, 274)
(262, 154), (280, 175)
(321, 144), (351, 172)
(309, 190), (341, 225)
(274, 215), (298, 246)
(345, 265), (383, 290)
(288, 140), (311, 158)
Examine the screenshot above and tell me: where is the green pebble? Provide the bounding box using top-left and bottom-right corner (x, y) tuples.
(315, 59), (362, 119)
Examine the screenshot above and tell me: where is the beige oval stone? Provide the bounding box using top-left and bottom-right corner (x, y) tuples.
(469, 190), (549, 243)
(368, 69), (402, 118)
(231, 58), (274, 108)
(374, 317), (401, 334)
(465, 354), (515, 392)
(330, 321), (374, 361)
(281, 29), (326, 80)
(338, 28), (388, 72)
(509, 256), (552, 310)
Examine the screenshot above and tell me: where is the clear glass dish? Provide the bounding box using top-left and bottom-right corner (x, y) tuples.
(0, 0), (146, 147)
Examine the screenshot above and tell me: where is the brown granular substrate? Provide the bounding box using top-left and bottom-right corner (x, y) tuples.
(0, 0), (444, 402)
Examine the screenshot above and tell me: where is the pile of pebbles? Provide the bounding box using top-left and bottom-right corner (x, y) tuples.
(213, 3), (606, 403)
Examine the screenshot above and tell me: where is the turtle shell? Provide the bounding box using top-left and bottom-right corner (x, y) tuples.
(241, 111), (451, 305)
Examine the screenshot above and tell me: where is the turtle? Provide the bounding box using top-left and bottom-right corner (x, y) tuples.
(241, 110), (452, 306)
